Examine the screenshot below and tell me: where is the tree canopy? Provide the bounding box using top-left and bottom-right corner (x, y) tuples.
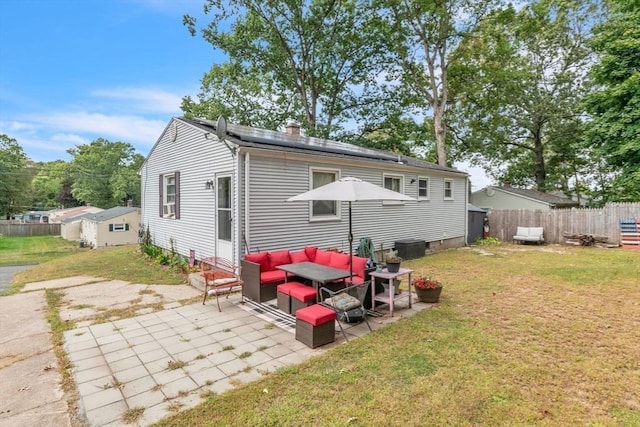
(449, 0), (597, 195)
(183, 0), (388, 138)
(67, 139), (143, 209)
(0, 134), (32, 218)
(584, 0), (640, 202)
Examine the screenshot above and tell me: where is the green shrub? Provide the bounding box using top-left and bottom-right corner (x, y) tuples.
(475, 237), (501, 246)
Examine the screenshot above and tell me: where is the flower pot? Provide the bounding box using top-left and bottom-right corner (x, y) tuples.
(386, 261), (401, 273)
(415, 285), (442, 303)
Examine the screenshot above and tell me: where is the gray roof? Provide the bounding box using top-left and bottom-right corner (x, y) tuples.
(491, 186), (578, 207)
(84, 206), (138, 222)
(468, 203), (487, 212)
(182, 117), (466, 177)
(61, 212), (96, 224)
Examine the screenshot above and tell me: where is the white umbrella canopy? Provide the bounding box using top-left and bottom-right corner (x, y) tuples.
(286, 176), (416, 202)
(286, 177), (416, 279)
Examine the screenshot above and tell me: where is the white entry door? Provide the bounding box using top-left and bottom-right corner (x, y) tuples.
(216, 175), (233, 260)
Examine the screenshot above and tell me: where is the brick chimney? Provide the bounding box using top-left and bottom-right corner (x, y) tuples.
(285, 121), (300, 135)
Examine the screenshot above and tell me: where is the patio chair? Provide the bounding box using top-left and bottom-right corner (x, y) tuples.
(319, 281), (372, 341)
(201, 256), (244, 312)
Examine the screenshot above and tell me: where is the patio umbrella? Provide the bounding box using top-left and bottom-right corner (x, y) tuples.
(286, 177), (416, 280)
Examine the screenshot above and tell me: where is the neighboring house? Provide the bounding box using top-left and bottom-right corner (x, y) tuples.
(471, 185), (580, 210)
(48, 206), (104, 224)
(61, 212), (98, 241)
(14, 210), (50, 223)
(139, 117), (470, 266)
(80, 206), (141, 248)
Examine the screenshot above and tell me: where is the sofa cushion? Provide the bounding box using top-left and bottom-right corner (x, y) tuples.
(328, 252), (351, 271)
(304, 246), (318, 262)
(290, 250), (310, 263)
(352, 256), (368, 279)
(314, 249), (332, 266)
(268, 250), (292, 270)
(244, 252), (269, 271)
(260, 270), (288, 285)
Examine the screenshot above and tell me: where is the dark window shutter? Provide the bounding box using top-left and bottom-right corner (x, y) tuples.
(159, 174), (164, 217)
(125, 224), (129, 231)
(174, 171), (181, 219)
(109, 224), (113, 232)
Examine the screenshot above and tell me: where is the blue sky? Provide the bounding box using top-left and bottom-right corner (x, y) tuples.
(0, 0), (213, 162)
(0, 0), (490, 189)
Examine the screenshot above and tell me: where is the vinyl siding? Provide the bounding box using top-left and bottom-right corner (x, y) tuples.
(471, 189), (550, 210)
(140, 119), (235, 260)
(240, 153), (467, 257)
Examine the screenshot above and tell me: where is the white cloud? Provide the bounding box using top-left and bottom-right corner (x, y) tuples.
(35, 112), (166, 147)
(90, 87), (184, 114)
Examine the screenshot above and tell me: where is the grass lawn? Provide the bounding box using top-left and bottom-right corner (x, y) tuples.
(0, 235), (80, 266)
(153, 245), (640, 426)
(2, 236), (185, 294)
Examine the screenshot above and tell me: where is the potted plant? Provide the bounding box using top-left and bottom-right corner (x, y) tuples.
(412, 275), (443, 303)
(384, 249), (402, 273)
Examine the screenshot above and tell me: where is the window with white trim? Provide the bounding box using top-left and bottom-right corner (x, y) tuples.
(159, 172), (180, 219)
(311, 168), (339, 220)
(383, 174), (404, 205)
(444, 178), (454, 200)
(109, 223), (129, 232)
(418, 177), (430, 200)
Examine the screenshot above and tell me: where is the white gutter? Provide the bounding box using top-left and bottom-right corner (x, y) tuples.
(244, 151), (250, 255)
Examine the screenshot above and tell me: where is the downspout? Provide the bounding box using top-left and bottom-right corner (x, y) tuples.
(465, 176), (469, 246)
(244, 151), (250, 256)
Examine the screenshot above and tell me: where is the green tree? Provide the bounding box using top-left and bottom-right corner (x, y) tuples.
(31, 160), (74, 209)
(449, 0), (598, 194)
(375, 0), (499, 167)
(68, 139), (142, 208)
(0, 134), (31, 218)
(183, 0), (387, 138)
(584, 0), (640, 202)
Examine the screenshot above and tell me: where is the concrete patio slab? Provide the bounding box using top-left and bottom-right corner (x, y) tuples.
(22, 275), (106, 292)
(6, 275), (432, 426)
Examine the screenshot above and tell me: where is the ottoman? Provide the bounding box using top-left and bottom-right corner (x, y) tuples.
(295, 304), (336, 348)
(276, 282), (306, 314)
(290, 285), (318, 314)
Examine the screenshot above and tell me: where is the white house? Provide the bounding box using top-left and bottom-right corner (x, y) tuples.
(80, 206), (141, 248)
(139, 117), (470, 265)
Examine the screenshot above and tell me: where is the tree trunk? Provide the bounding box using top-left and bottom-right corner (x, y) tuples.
(533, 125), (546, 190)
(434, 106), (447, 166)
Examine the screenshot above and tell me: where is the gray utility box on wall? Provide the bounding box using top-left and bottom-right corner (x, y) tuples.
(394, 239), (427, 260)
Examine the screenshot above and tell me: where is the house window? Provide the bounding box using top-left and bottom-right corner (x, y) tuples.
(418, 177), (430, 200)
(159, 172), (180, 219)
(311, 169), (339, 220)
(444, 178), (454, 200)
(383, 174), (404, 205)
(109, 223), (129, 232)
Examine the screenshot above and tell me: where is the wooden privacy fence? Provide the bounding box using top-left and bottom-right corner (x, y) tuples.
(0, 223), (61, 236)
(487, 202), (640, 246)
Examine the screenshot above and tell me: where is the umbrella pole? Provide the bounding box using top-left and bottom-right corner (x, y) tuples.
(349, 201), (353, 283)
